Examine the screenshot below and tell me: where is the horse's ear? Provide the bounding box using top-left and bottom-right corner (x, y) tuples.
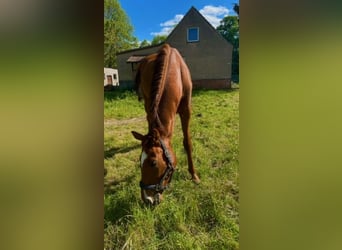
(132, 131), (144, 141)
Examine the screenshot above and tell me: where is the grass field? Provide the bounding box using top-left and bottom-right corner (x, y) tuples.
(104, 89), (239, 249)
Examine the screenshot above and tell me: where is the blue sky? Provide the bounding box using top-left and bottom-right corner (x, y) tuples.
(120, 0), (239, 42)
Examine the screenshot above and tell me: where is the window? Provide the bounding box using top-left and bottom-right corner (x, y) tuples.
(187, 27), (199, 42)
(113, 74), (117, 80)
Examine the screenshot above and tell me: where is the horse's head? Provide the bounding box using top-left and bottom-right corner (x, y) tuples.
(132, 129), (175, 205)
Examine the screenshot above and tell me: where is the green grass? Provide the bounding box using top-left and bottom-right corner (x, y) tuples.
(104, 89), (239, 250)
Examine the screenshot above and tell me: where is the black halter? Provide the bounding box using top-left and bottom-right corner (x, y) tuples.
(139, 139), (175, 192)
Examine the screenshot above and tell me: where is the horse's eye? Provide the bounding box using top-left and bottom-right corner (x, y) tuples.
(151, 160), (157, 168)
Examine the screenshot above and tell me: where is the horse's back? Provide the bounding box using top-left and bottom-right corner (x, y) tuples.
(136, 44), (193, 122)
(136, 44), (191, 93)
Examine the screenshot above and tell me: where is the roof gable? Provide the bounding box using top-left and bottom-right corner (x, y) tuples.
(166, 6), (231, 46)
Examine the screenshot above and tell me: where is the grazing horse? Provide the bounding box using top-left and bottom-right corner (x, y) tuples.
(132, 44), (200, 205)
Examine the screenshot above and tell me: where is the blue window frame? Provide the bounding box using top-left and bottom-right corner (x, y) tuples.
(187, 27), (199, 42)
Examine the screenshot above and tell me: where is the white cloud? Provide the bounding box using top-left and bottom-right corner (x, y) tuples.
(201, 14), (222, 28)
(150, 5), (230, 37)
(150, 26), (174, 36)
(160, 14), (184, 27)
(150, 14), (183, 36)
(200, 5), (229, 17)
(200, 5), (229, 28)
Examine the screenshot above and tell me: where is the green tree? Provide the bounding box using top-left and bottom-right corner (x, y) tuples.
(104, 0), (138, 68)
(151, 35), (167, 45)
(216, 15), (239, 81)
(140, 39), (151, 48)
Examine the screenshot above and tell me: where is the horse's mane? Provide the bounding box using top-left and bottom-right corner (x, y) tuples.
(149, 44), (171, 132)
(134, 44), (171, 133)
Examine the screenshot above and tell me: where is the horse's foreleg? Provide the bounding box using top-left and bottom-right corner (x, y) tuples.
(179, 108), (200, 184)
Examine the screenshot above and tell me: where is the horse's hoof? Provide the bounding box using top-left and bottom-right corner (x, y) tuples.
(192, 175), (200, 184)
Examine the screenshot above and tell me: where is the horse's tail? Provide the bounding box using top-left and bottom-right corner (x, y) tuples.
(150, 43), (171, 130)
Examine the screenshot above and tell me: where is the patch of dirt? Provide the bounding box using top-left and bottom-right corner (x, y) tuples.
(104, 116), (145, 127)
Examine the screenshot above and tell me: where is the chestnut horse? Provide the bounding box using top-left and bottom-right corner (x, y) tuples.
(132, 44), (200, 205)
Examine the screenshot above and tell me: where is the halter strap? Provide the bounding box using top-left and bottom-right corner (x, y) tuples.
(159, 139), (174, 167)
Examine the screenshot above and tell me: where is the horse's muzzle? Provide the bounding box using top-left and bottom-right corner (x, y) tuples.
(142, 190), (162, 206)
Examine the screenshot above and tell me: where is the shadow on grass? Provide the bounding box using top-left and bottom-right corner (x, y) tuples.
(104, 165), (139, 220)
(104, 166), (155, 223)
(104, 144), (141, 159)
(104, 193), (135, 224)
(104, 170), (146, 223)
(104, 171), (137, 194)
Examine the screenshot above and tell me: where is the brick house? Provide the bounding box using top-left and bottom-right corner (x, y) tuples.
(116, 6), (233, 89)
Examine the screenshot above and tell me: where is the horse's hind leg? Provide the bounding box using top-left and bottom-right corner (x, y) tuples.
(179, 101), (200, 184)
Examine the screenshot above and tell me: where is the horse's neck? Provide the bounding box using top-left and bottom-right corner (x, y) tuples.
(148, 124), (167, 137)
(147, 113), (170, 136)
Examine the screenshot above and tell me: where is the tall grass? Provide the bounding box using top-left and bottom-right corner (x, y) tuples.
(104, 89), (239, 249)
